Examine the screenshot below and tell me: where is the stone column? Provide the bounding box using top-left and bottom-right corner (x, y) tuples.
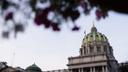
(82, 48), (84, 55)
(83, 48), (85, 55)
(78, 68), (81, 72)
(102, 66), (105, 72)
(101, 46), (104, 53)
(86, 47), (87, 55)
(87, 47), (90, 54)
(81, 68), (83, 72)
(105, 66), (108, 72)
(93, 67), (95, 72)
(94, 46), (97, 53)
(90, 67), (93, 72)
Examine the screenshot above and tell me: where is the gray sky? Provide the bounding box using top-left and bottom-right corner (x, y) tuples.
(0, 10), (128, 71)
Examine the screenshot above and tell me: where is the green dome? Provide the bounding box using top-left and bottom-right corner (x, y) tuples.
(26, 64), (42, 72)
(83, 25), (108, 44)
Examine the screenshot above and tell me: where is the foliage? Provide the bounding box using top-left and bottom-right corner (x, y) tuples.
(0, 0), (128, 38)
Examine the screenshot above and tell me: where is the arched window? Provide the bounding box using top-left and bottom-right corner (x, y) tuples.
(104, 45), (107, 52)
(90, 46), (94, 54)
(97, 46), (101, 53)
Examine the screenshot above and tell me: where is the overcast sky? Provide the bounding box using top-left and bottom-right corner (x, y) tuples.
(0, 10), (128, 71)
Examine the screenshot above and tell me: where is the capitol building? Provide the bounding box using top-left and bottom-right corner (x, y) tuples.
(0, 25), (127, 72)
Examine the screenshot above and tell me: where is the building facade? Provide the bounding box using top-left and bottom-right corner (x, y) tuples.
(67, 25), (119, 72)
(119, 62), (128, 72)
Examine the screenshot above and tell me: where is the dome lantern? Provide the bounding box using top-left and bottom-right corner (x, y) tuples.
(91, 24), (97, 33)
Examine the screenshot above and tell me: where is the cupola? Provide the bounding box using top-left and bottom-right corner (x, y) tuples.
(26, 63), (42, 72)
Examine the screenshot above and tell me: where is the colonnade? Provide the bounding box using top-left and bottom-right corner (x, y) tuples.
(70, 66), (108, 72)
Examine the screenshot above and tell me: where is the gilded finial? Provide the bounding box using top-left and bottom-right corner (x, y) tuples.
(92, 21), (95, 27)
